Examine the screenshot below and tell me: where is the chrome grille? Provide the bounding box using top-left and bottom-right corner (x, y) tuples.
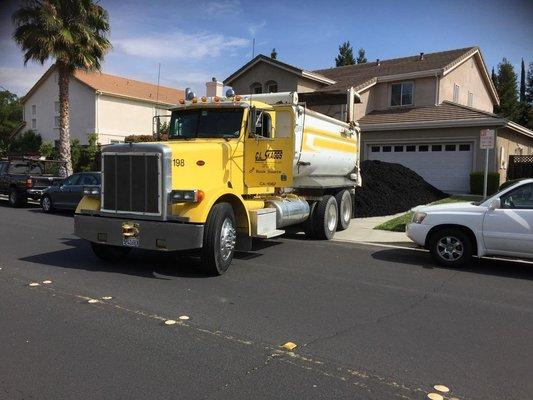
(101, 152), (161, 215)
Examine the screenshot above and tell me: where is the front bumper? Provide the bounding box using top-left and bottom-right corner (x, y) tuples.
(74, 214), (204, 251)
(405, 223), (431, 247)
(27, 188), (44, 199)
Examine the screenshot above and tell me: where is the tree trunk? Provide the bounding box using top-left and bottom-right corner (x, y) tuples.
(57, 64), (73, 177)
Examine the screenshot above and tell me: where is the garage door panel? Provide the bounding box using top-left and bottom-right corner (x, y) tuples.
(368, 143), (473, 193)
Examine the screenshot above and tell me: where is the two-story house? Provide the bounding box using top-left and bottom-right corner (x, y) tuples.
(22, 65), (184, 145)
(224, 47), (533, 193)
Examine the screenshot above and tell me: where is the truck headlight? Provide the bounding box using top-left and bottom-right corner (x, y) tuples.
(412, 212), (427, 224)
(83, 186), (100, 196)
(170, 189), (204, 203)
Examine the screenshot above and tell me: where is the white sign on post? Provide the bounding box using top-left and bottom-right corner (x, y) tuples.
(480, 129), (495, 198)
(480, 129), (495, 149)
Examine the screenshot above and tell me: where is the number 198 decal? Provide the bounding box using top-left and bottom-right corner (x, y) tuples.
(173, 159), (185, 167)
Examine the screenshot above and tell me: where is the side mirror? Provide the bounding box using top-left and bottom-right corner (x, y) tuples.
(248, 106), (257, 138)
(489, 198), (501, 211)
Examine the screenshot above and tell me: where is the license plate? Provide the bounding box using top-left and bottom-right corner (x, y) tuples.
(123, 237), (139, 247)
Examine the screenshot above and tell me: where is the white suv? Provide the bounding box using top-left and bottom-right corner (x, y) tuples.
(406, 179), (533, 266)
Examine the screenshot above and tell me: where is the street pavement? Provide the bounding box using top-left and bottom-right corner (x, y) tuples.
(1, 201), (532, 399)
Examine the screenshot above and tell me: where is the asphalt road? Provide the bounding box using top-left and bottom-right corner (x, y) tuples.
(1, 200), (532, 400)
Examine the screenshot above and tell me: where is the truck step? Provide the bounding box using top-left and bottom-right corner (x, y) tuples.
(253, 229), (285, 239)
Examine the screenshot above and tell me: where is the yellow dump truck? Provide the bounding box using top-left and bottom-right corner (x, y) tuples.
(74, 92), (361, 274)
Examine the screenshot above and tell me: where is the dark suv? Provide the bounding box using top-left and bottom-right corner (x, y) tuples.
(0, 158), (64, 207)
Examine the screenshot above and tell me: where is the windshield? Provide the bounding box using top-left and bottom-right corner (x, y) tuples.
(169, 108), (244, 139)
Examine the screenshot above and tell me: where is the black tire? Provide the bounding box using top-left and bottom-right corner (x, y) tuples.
(312, 195), (338, 240)
(303, 201), (317, 238)
(429, 228), (472, 267)
(41, 195), (54, 213)
(8, 188), (26, 208)
(201, 202), (236, 275)
(335, 189), (352, 231)
(91, 242), (131, 262)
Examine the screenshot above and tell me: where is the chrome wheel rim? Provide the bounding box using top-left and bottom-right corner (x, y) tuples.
(220, 218), (236, 261)
(42, 197), (51, 211)
(437, 236), (464, 261)
(341, 195), (351, 223)
(327, 203), (338, 232)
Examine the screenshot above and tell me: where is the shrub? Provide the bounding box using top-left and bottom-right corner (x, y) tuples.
(470, 171), (500, 195)
(124, 134), (155, 143)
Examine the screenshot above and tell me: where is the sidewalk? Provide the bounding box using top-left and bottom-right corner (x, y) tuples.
(333, 213), (413, 245)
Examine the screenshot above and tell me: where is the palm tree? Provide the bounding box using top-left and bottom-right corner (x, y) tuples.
(13, 0), (111, 176)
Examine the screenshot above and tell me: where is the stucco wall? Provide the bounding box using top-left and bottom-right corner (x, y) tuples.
(439, 57), (494, 112)
(496, 128), (533, 183)
(96, 94), (170, 144)
(228, 61), (325, 95)
(23, 71), (96, 145)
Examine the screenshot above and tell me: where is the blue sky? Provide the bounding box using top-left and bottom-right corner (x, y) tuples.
(0, 0), (532, 97)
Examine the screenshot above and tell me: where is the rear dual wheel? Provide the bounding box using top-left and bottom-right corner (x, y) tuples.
(305, 195), (338, 240)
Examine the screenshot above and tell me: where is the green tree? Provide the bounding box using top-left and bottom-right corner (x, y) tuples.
(517, 58), (530, 126)
(526, 62), (533, 128)
(0, 90), (23, 146)
(335, 41), (355, 67)
(270, 48), (277, 60)
(519, 58), (526, 102)
(356, 48), (367, 64)
(39, 142), (55, 159)
(493, 58), (519, 122)
(9, 130), (42, 155)
(13, 0), (111, 177)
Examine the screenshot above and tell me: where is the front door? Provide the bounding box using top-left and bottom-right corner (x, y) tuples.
(244, 108), (294, 189)
(483, 182), (533, 256)
(55, 174), (81, 206)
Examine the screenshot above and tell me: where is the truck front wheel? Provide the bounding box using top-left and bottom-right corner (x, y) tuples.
(201, 203), (236, 275)
(91, 242), (131, 262)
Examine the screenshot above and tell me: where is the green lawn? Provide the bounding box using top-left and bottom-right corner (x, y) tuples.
(374, 195), (483, 232)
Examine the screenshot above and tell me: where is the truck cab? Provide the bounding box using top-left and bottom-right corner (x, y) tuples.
(75, 92), (361, 274)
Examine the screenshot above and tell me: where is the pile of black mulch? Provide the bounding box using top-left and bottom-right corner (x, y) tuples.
(353, 160), (447, 218)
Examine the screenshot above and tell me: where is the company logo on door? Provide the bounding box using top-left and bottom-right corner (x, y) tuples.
(255, 150), (283, 162)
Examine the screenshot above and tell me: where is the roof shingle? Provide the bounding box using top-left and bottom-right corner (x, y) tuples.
(359, 101), (498, 125)
(314, 47), (477, 92)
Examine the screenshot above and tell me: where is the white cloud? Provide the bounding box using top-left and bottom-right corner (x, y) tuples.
(248, 20), (266, 36)
(114, 30), (249, 60)
(0, 65), (50, 96)
(204, 0), (241, 14)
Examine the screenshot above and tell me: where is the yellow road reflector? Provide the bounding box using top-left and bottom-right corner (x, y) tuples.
(87, 299), (99, 304)
(164, 319), (177, 325)
(102, 296), (113, 300)
(427, 393), (444, 400)
(178, 315), (190, 321)
(281, 342), (297, 351)
(434, 385), (450, 393)
(29, 282), (40, 287)
(42, 280), (52, 284)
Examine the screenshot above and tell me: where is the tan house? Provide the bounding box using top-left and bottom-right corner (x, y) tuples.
(224, 47), (533, 193)
(22, 65), (184, 145)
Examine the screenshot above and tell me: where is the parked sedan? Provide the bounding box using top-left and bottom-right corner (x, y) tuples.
(41, 172), (101, 212)
(406, 178), (533, 266)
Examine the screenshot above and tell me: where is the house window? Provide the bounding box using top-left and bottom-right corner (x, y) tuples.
(445, 144), (456, 151)
(418, 145), (429, 152)
(54, 116), (60, 128)
(265, 80), (278, 93)
(459, 144), (471, 151)
(32, 105), (36, 115)
(382, 146), (392, 152)
(371, 146), (380, 152)
(55, 101), (60, 114)
(468, 92), (473, 107)
(394, 145), (404, 152)
(453, 84), (460, 103)
(432, 145), (442, 151)
(250, 82), (262, 94)
(31, 119), (36, 129)
(390, 82), (413, 106)
(406, 145), (416, 152)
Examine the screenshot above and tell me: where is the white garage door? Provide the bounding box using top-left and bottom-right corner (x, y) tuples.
(367, 142), (473, 193)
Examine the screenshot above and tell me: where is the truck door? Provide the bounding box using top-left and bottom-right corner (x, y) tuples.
(244, 108), (294, 188)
